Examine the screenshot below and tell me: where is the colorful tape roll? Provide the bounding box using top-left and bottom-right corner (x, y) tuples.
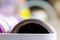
(0, 16), (20, 31)
(11, 19), (54, 33)
(0, 19), (9, 33)
(27, 1), (57, 21)
(0, 24), (5, 33)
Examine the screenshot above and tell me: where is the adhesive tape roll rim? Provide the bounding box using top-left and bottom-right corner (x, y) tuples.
(27, 1), (57, 21)
(11, 19), (56, 33)
(0, 19), (9, 33)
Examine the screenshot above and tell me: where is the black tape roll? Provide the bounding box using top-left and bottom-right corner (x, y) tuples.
(11, 19), (53, 33)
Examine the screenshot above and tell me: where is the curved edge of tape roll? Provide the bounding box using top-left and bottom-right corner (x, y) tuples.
(27, 1), (57, 21)
(11, 19), (56, 33)
(0, 19), (9, 33)
(0, 24), (6, 33)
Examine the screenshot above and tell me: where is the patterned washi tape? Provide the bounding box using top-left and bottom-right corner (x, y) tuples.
(0, 19), (9, 33)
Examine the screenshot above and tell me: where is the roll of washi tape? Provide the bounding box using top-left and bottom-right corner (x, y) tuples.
(30, 7), (49, 22)
(0, 16), (20, 31)
(11, 19), (56, 40)
(14, 14), (24, 22)
(0, 13), (22, 31)
(0, 24), (5, 33)
(27, 1), (57, 21)
(11, 19), (55, 33)
(0, 19), (9, 33)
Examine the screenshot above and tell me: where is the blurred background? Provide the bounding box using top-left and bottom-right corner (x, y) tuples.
(0, 0), (60, 40)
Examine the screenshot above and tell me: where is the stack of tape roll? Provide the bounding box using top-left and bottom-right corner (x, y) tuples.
(0, 19), (9, 33)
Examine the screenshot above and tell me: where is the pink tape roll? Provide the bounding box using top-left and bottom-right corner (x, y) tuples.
(0, 24), (6, 33)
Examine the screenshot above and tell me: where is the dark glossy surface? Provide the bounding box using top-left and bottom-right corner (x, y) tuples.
(18, 23), (49, 33)
(0, 29), (2, 33)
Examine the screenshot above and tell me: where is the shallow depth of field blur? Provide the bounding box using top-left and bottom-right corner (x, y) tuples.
(0, 0), (60, 40)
